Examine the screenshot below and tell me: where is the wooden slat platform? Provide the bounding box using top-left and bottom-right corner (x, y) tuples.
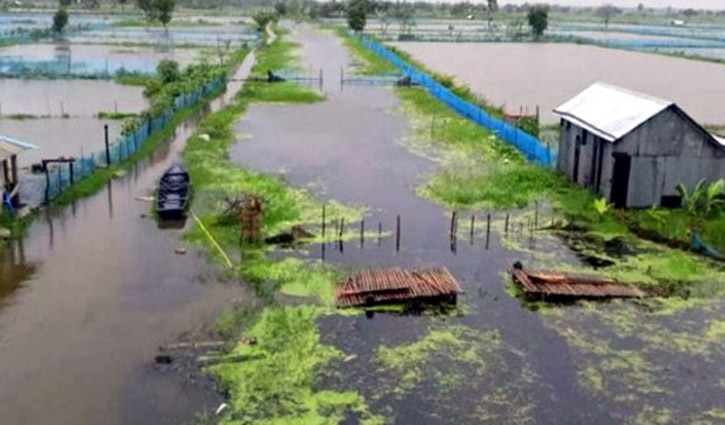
(336, 266), (462, 308)
(510, 267), (645, 300)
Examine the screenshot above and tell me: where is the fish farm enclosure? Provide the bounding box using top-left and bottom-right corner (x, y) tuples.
(1, 4), (725, 425)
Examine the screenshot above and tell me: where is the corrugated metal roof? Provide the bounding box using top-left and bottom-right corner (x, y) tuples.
(713, 134), (725, 148)
(0, 134), (36, 161)
(553, 82), (673, 142)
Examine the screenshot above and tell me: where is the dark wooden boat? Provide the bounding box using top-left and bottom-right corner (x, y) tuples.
(156, 164), (190, 220)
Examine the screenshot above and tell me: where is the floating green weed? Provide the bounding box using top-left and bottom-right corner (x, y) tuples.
(210, 306), (383, 425)
(374, 324), (539, 424)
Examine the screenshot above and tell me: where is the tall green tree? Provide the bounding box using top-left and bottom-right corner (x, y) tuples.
(137, 0), (155, 20)
(52, 8), (69, 33)
(596, 4), (621, 28)
(527, 4), (548, 40)
(487, 0), (497, 30)
(274, 1), (287, 16)
(155, 0), (174, 29)
(347, 0), (367, 33)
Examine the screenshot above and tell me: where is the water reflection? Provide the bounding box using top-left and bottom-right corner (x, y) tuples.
(0, 239), (36, 306)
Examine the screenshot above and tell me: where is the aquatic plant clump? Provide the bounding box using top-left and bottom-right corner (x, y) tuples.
(372, 325), (540, 424)
(542, 302), (725, 424)
(210, 306), (384, 425)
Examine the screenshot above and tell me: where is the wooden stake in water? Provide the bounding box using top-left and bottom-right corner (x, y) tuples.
(396, 215), (401, 252)
(485, 213), (491, 250)
(505, 213), (509, 235)
(321, 205), (326, 238)
(534, 201), (539, 230)
(360, 219), (365, 249)
(378, 222), (382, 246)
(339, 217), (345, 239)
(470, 214), (475, 244)
(450, 211), (457, 239)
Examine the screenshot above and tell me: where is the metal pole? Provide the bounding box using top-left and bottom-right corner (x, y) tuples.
(69, 162), (74, 186)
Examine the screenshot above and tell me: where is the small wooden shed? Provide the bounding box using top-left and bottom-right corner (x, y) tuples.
(554, 82), (725, 208)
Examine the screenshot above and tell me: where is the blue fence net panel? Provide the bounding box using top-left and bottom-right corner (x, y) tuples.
(362, 37), (557, 167)
(39, 75), (226, 204)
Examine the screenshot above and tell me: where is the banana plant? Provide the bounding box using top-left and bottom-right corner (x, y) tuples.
(676, 179), (725, 216)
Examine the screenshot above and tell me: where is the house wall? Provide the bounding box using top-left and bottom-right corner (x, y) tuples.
(559, 106), (725, 208)
(557, 119), (608, 191)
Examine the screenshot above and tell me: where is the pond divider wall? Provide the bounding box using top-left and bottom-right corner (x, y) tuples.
(361, 37), (557, 167)
(40, 76), (226, 203)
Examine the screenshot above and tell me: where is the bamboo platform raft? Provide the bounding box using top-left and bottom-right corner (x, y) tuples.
(336, 267), (463, 308)
(510, 264), (645, 301)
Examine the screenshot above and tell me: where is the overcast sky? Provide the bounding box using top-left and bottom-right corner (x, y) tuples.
(499, 0), (725, 10)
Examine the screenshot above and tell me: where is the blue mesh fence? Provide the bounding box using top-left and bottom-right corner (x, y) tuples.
(362, 37), (556, 166)
(42, 75), (226, 202)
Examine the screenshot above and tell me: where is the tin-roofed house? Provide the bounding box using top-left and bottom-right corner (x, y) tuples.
(554, 82), (725, 208)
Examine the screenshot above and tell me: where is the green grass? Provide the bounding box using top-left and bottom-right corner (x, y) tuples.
(96, 111), (139, 120)
(209, 306), (383, 425)
(337, 28), (397, 75)
(115, 72), (153, 86)
(1, 113), (40, 120)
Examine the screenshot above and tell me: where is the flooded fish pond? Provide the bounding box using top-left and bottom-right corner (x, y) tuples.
(0, 43), (203, 74)
(393, 41), (725, 124)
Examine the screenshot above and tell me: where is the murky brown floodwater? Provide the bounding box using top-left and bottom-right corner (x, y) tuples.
(0, 53), (256, 425)
(0, 117), (125, 166)
(0, 79), (146, 116)
(0, 43), (202, 74)
(230, 25), (612, 424)
(393, 42), (725, 124)
(229, 25), (725, 425)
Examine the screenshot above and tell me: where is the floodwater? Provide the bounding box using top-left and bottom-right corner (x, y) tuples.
(0, 79), (146, 116)
(0, 43), (202, 74)
(0, 53), (256, 425)
(393, 41), (725, 124)
(230, 26), (725, 424)
(230, 25), (615, 424)
(0, 118), (125, 165)
(69, 25), (257, 48)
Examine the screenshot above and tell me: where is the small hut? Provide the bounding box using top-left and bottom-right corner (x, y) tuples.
(554, 83), (725, 208)
(1, 134), (36, 209)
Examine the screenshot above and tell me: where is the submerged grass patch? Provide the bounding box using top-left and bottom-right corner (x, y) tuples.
(543, 301), (725, 423)
(209, 306), (384, 425)
(373, 324), (539, 424)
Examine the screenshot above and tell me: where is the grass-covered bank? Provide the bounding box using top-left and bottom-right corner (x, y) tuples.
(342, 33), (725, 301)
(183, 28), (383, 425)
